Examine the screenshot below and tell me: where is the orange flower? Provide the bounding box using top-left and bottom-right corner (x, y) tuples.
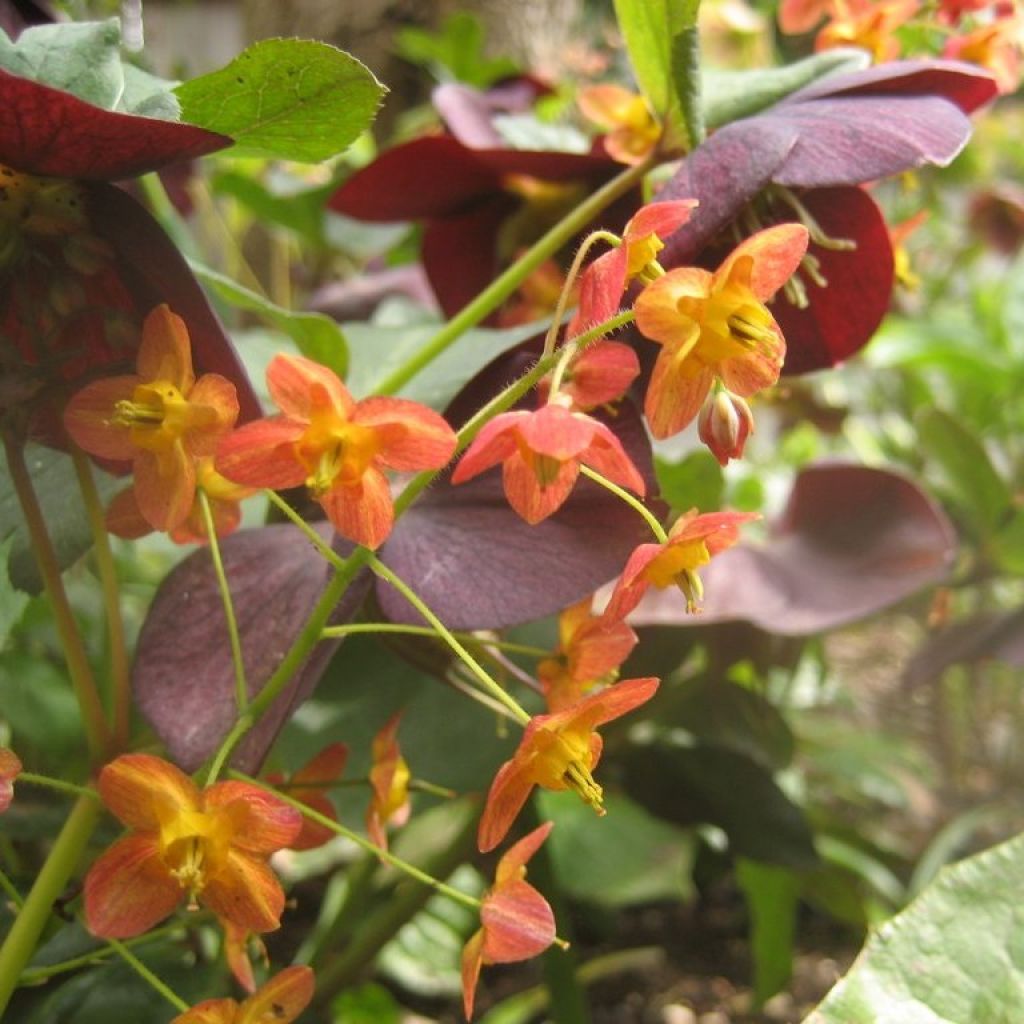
(451, 400), (646, 525)
(815, 0), (919, 62)
(634, 223), (808, 439)
(84, 754), (301, 939)
(478, 676), (659, 852)
(171, 965), (314, 1024)
(538, 340), (640, 412)
(538, 598), (638, 712)
(462, 823), (556, 1019)
(943, 18), (1022, 95)
(604, 509), (757, 620)
(220, 919), (264, 994)
(0, 747), (21, 813)
(366, 713), (411, 852)
(216, 353), (457, 549)
(578, 84), (660, 165)
(267, 742), (348, 852)
(63, 305), (240, 532)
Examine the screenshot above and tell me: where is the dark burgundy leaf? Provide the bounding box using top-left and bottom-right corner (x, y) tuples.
(629, 464), (956, 636)
(377, 399), (660, 630)
(134, 524), (370, 772)
(0, 69), (230, 179)
(773, 187), (894, 374)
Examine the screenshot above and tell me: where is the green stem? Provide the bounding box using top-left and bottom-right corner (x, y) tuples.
(264, 489), (345, 570)
(107, 937), (189, 1012)
(230, 773), (481, 912)
(0, 865), (23, 910)
(320, 621), (550, 658)
(18, 771), (97, 800)
(0, 794), (101, 1014)
(70, 446), (131, 748)
(579, 465), (667, 543)
(18, 925), (181, 984)
(372, 156), (654, 397)
(366, 555), (531, 726)
(197, 490), (249, 714)
(2, 434), (111, 763)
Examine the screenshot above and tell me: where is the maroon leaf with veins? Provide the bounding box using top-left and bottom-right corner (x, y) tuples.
(377, 399), (661, 631)
(134, 524), (370, 772)
(628, 464), (956, 636)
(0, 68), (230, 179)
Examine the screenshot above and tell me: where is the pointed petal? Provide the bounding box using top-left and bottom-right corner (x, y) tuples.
(603, 544), (663, 620)
(171, 999), (238, 1024)
(202, 850), (286, 934)
(215, 418), (307, 489)
(671, 509), (759, 556)
(574, 676), (660, 727)
(625, 200), (698, 243)
(320, 466), (394, 549)
(518, 406), (597, 460)
(717, 223), (809, 301)
(578, 83), (641, 129)
(721, 339), (784, 398)
(462, 929), (486, 1020)
(133, 445), (195, 532)
(221, 919), (258, 994)
(582, 425), (647, 496)
(137, 305), (195, 391)
(238, 966), (314, 1024)
(84, 834), (182, 939)
(451, 413), (524, 484)
(644, 340), (715, 439)
(203, 782), (303, 854)
(267, 353), (352, 420)
(293, 742), (349, 786)
(481, 879), (556, 963)
(98, 753), (200, 831)
(185, 374), (240, 456)
(478, 758), (536, 853)
(63, 376), (138, 460)
(495, 821), (555, 884)
(634, 269), (712, 346)
(571, 248), (628, 333)
(503, 450), (579, 524)
(105, 487), (155, 540)
(569, 617), (638, 681)
(353, 397), (457, 470)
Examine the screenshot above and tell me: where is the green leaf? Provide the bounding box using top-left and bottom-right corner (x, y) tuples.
(191, 261), (348, 377)
(175, 38), (385, 162)
(211, 169), (333, 245)
(394, 12), (518, 88)
(703, 48), (870, 130)
(612, 0), (699, 149)
(537, 790), (695, 908)
(331, 983), (403, 1024)
(0, 18), (123, 109)
(916, 406), (1011, 535)
(803, 831), (1024, 1024)
(737, 858), (800, 1007)
(654, 450), (724, 512)
(344, 318), (546, 409)
(0, 535), (28, 650)
(0, 445), (120, 594)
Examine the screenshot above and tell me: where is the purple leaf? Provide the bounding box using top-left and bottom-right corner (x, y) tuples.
(134, 524), (369, 772)
(628, 464), (957, 636)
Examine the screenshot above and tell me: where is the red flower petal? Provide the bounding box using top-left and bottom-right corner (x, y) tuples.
(266, 352), (352, 421)
(461, 929), (486, 1020)
(215, 417), (307, 490)
(481, 878), (556, 963)
(353, 397), (457, 470)
(63, 375), (138, 460)
(202, 849), (286, 934)
(133, 444), (195, 532)
(478, 758), (536, 853)
(239, 966), (314, 1023)
(136, 305), (195, 391)
(451, 413), (523, 484)
(203, 781), (302, 854)
(503, 449), (579, 524)
(494, 821), (555, 885)
(98, 753), (200, 831)
(319, 465), (394, 549)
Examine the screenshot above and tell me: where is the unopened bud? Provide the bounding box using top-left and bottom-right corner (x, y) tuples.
(698, 389), (754, 466)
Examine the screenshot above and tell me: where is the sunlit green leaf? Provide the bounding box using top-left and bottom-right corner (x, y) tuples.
(738, 858), (800, 1007)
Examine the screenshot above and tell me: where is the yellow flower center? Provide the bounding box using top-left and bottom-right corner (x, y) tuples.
(626, 232), (665, 279)
(296, 407), (380, 495)
(111, 380), (218, 453)
(644, 539), (710, 612)
(529, 723), (605, 814)
(158, 804), (237, 909)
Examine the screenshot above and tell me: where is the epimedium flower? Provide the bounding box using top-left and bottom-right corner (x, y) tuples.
(63, 304), (240, 534)
(462, 822), (557, 1019)
(697, 386), (756, 467)
(0, 69), (258, 444)
(216, 353), (458, 550)
(816, 0), (919, 63)
(577, 84), (661, 165)
(451, 398), (646, 525)
(170, 965), (314, 1024)
(604, 509), (759, 621)
(634, 223), (809, 439)
(538, 340), (640, 412)
(366, 713), (411, 852)
(84, 753), (302, 939)
(266, 742), (348, 852)
(538, 597), (638, 712)
(478, 676), (659, 852)
(943, 18), (1022, 95)
(0, 747), (21, 813)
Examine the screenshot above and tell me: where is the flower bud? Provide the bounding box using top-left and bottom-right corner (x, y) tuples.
(698, 389), (754, 466)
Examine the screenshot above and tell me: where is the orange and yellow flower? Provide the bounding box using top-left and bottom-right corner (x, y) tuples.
(63, 305), (240, 533)
(0, 747), (21, 813)
(171, 965), (314, 1024)
(815, 0), (919, 62)
(462, 823), (556, 1019)
(604, 509), (757, 620)
(267, 742), (349, 852)
(943, 18), (1022, 95)
(84, 754), (301, 939)
(366, 713), (411, 852)
(634, 223), (808, 439)
(478, 676), (658, 852)
(216, 353), (457, 549)
(578, 84), (661, 165)
(451, 400), (645, 525)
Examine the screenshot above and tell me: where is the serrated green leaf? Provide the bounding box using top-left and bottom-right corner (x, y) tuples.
(190, 261), (348, 377)
(175, 38), (385, 162)
(803, 831), (1024, 1024)
(916, 406), (1011, 535)
(0, 18), (123, 109)
(703, 48), (870, 130)
(738, 858), (800, 1007)
(118, 62), (180, 119)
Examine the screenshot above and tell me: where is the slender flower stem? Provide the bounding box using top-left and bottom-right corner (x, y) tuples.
(366, 555), (531, 726)
(70, 446), (131, 748)
(579, 465), (668, 543)
(107, 937), (189, 1012)
(264, 489), (345, 570)
(0, 866), (23, 910)
(230, 772), (482, 912)
(18, 772), (97, 800)
(372, 155), (654, 398)
(197, 490), (249, 713)
(2, 434), (111, 763)
(0, 794), (101, 1014)
(320, 621), (550, 658)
